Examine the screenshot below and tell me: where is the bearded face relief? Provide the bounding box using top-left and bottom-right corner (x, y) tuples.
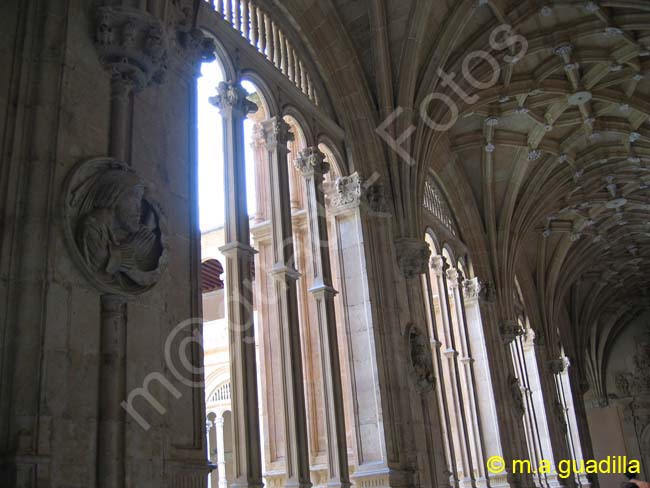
(64, 158), (167, 295)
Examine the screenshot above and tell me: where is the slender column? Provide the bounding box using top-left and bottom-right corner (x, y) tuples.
(225, 0), (232, 24)
(449, 270), (485, 485)
(295, 148), (351, 488)
(210, 81), (263, 488)
(207, 419), (214, 488)
(242, 0), (249, 39)
(109, 79), (133, 163)
(261, 117), (311, 488)
(462, 278), (508, 488)
(431, 256), (474, 487)
(98, 295), (127, 488)
(233, 0), (241, 31)
(272, 22), (281, 67)
(216, 417), (228, 488)
(250, 4), (258, 46)
(265, 15), (273, 61)
(98, 69), (134, 488)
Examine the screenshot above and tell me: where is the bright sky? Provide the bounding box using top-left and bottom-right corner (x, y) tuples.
(198, 61), (258, 232)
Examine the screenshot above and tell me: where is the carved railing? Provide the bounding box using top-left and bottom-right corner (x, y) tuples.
(203, 0), (319, 105)
(423, 175), (457, 236)
(209, 382), (231, 403)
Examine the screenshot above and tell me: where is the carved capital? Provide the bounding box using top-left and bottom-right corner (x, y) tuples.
(446, 267), (460, 289)
(294, 147), (329, 176)
(95, 7), (170, 90)
(396, 239), (431, 279)
(430, 255), (445, 276)
(209, 81), (258, 117)
(177, 28), (216, 67)
(261, 117), (294, 150)
(548, 358), (567, 375)
(327, 172), (390, 217)
(499, 320), (524, 345)
(478, 280), (496, 302)
(328, 173), (363, 210)
(463, 277), (481, 302)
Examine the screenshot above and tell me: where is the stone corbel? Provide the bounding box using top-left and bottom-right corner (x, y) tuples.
(499, 320), (524, 345)
(95, 7), (170, 90)
(548, 358), (567, 375)
(396, 238), (431, 279)
(462, 277), (481, 303)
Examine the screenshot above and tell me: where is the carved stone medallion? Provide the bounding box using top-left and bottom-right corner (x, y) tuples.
(408, 324), (436, 393)
(63, 158), (167, 295)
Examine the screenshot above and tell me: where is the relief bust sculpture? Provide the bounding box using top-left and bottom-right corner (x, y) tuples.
(64, 158), (167, 295)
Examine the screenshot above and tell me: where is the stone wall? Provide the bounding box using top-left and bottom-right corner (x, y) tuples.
(0, 1), (209, 486)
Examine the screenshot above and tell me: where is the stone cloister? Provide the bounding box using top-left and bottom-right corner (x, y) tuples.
(1, 1), (649, 488)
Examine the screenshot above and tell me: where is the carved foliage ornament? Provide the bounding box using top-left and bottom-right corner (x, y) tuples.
(396, 239), (431, 279)
(209, 81), (258, 116)
(408, 324), (436, 393)
(327, 172), (390, 216)
(614, 334), (650, 397)
(294, 147), (329, 176)
(96, 7), (170, 89)
(63, 158), (168, 295)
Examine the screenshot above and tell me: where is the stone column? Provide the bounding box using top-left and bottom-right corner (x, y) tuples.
(295, 147), (351, 488)
(462, 278), (507, 488)
(448, 270), (485, 486)
(98, 296), (127, 488)
(215, 417), (228, 488)
(207, 419), (214, 488)
(431, 256), (474, 488)
(210, 81), (263, 488)
(261, 117), (311, 488)
(327, 174), (392, 487)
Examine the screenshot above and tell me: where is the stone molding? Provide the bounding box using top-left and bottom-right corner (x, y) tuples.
(62, 158), (168, 296)
(294, 147), (329, 176)
(209, 81), (258, 116)
(95, 5), (215, 90)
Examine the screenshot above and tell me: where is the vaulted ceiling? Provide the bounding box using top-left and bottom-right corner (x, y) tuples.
(275, 0), (650, 389)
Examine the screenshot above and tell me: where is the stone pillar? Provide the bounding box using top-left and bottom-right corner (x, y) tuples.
(448, 269), (484, 487)
(216, 417), (228, 488)
(295, 147), (351, 488)
(326, 174), (395, 487)
(462, 278), (507, 488)
(210, 81), (263, 488)
(431, 256), (473, 488)
(261, 117), (311, 488)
